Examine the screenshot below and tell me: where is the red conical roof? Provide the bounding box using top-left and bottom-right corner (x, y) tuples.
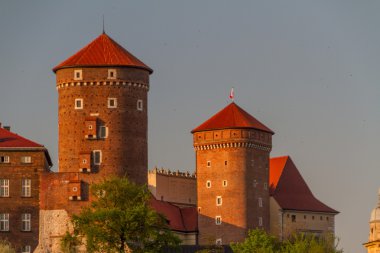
(53, 33), (152, 73)
(191, 102), (274, 134)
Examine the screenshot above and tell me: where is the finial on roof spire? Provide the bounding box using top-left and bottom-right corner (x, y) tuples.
(102, 15), (105, 34)
(229, 87), (235, 102)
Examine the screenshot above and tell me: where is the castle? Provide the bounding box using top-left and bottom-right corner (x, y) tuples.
(0, 32), (338, 253)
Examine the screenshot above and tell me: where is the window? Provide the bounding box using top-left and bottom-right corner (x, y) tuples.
(108, 98), (117, 108)
(216, 196), (222, 206)
(258, 197), (263, 207)
(304, 215), (307, 219)
(216, 238), (222, 245)
(108, 69), (117, 79)
(21, 156), (32, 164)
(21, 245), (31, 253)
(291, 215), (296, 222)
(0, 213), (9, 231)
(258, 217), (263, 226)
(224, 161), (227, 165)
(93, 150), (102, 165)
(264, 182), (268, 190)
(22, 179), (31, 197)
(88, 125), (93, 130)
(21, 213), (31, 231)
(206, 181), (211, 188)
(137, 99), (143, 111)
(0, 179), (9, 197)
(74, 70), (82, 80)
(320, 216), (323, 221)
(75, 98), (83, 109)
(215, 216), (222, 225)
(222, 180), (227, 187)
(207, 161), (211, 167)
(0, 156), (9, 163)
(99, 126), (108, 138)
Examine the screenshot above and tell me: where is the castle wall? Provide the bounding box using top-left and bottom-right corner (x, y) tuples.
(194, 128), (272, 245)
(148, 168), (196, 206)
(269, 197), (335, 239)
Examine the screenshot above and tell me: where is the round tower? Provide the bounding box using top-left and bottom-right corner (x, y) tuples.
(53, 33), (152, 185)
(364, 189), (380, 252)
(192, 102), (274, 245)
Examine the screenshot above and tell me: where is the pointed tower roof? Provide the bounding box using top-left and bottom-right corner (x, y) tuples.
(53, 33), (153, 73)
(191, 102), (274, 134)
(269, 156), (338, 213)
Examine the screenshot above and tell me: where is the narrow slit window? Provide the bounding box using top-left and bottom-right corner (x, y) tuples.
(74, 70), (82, 80)
(108, 69), (117, 79)
(137, 99), (143, 111)
(206, 180), (211, 188)
(216, 196), (222, 206)
(222, 180), (227, 187)
(75, 99), (83, 109)
(215, 216), (222, 225)
(108, 98), (117, 108)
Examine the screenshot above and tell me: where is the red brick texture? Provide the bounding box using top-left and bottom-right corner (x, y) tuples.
(194, 128), (272, 245)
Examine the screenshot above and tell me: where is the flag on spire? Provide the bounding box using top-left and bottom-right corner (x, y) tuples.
(229, 87), (235, 101)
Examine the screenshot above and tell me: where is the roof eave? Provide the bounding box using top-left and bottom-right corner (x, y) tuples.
(52, 64), (153, 74)
(191, 126), (274, 134)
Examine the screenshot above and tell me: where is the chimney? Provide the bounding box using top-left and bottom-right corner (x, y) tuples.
(4, 126), (10, 131)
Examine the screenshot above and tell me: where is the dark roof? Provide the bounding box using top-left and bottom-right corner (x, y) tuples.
(269, 156), (338, 213)
(191, 102), (274, 134)
(53, 33), (152, 73)
(150, 197), (198, 232)
(0, 127), (52, 166)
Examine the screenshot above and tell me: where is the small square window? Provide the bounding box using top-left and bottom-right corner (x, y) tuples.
(0, 156), (9, 163)
(99, 126), (108, 138)
(75, 99), (83, 109)
(108, 98), (117, 108)
(93, 150), (102, 165)
(108, 69), (117, 79)
(21, 156), (32, 164)
(222, 180), (227, 187)
(215, 216), (222, 225)
(137, 99), (143, 111)
(216, 196), (222, 206)
(207, 161), (211, 167)
(74, 70), (82, 80)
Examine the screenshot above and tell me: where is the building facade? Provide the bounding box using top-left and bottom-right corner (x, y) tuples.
(363, 189), (380, 252)
(0, 126), (52, 253)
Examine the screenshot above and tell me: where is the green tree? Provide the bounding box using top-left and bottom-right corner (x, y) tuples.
(62, 177), (180, 253)
(280, 233), (343, 253)
(0, 240), (16, 253)
(230, 229), (279, 253)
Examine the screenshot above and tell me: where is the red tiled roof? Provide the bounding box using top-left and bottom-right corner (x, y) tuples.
(0, 127), (43, 148)
(53, 33), (153, 73)
(191, 102), (274, 134)
(150, 197), (198, 232)
(269, 156), (338, 213)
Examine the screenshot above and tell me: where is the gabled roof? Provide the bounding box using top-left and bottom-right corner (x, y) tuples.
(53, 33), (153, 73)
(0, 127), (52, 166)
(0, 127), (43, 148)
(150, 197), (198, 232)
(191, 102), (274, 134)
(269, 156), (338, 214)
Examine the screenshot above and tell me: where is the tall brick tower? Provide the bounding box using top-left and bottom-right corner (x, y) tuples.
(53, 33), (152, 185)
(192, 102), (274, 245)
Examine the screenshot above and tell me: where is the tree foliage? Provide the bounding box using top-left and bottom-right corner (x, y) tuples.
(230, 229), (343, 253)
(0, 240), (16, 253)
(62, 177), (180, 253)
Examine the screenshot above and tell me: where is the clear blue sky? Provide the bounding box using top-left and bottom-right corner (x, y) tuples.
(0, 1), (379, 252)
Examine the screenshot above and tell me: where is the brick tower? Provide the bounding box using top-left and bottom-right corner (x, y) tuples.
(53, 33), (152, 185)
(192, 102), (274, 245)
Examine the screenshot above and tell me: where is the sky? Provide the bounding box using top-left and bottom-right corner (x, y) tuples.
(0, 1), (379, 252)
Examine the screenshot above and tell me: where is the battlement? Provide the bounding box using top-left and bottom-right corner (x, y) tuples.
(149, 167), (196, 178)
